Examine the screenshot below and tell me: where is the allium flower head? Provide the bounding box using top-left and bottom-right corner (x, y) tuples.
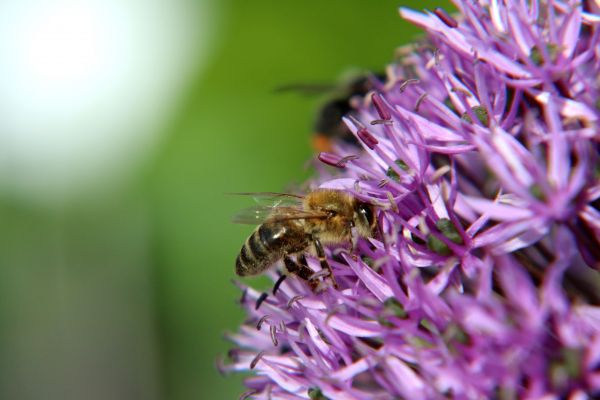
(221, 1), (600, 398)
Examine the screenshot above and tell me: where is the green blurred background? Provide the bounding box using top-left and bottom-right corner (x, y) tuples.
(0, 1), (449, 399)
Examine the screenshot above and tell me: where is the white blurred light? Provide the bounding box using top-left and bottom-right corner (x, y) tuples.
(22, 4), (107, 87)
(0, 0), (216, 202)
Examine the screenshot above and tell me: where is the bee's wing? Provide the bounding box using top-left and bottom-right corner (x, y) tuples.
(230, 192), (302, 224)
(273, 83), (336, 96)
(267, 207), (329, 222)
(232, 205), (328, 225)
(232, 205), (276, 225)
(230, 192), (304, 206)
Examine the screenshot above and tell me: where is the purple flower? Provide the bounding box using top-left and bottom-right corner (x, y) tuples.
(221, 1), (600, 398)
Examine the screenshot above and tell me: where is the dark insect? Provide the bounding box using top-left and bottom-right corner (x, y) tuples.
(276, 73), (385, 152)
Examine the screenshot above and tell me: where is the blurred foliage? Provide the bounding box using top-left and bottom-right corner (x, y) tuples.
(0, 1), (450, 399)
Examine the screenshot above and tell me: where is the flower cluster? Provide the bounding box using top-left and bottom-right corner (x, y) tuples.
(221, 1), (600, 398)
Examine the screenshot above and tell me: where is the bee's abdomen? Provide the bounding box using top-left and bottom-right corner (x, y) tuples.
(235, 222), (307, 276)
(236, 224), (277, 276)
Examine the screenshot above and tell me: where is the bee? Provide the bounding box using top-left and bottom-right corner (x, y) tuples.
(312, 74), (383, 152)
(276, 73), (385, 152)
(234, 189), (376, 291)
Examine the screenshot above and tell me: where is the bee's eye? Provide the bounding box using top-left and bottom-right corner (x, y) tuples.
(326, 209), (337, 218)
(358, 203), (374, 227)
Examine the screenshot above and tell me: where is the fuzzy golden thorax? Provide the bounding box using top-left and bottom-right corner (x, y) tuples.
(302, 189), (375, 244)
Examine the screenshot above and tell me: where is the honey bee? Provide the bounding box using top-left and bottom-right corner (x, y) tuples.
(234, 189), (376, 291)
(276, 73), (385, 152)
(312, 74), (383, 152)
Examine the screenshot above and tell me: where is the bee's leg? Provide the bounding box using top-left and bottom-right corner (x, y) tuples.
(313, 238), (339, 289)
(283, 256), (313, 280)
(283, 255), (319, 291)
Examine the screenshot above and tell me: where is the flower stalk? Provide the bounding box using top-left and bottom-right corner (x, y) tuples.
(222, 1), (600, 398)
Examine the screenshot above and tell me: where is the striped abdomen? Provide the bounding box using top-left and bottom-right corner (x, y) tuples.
(236, 220), (308, 276)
